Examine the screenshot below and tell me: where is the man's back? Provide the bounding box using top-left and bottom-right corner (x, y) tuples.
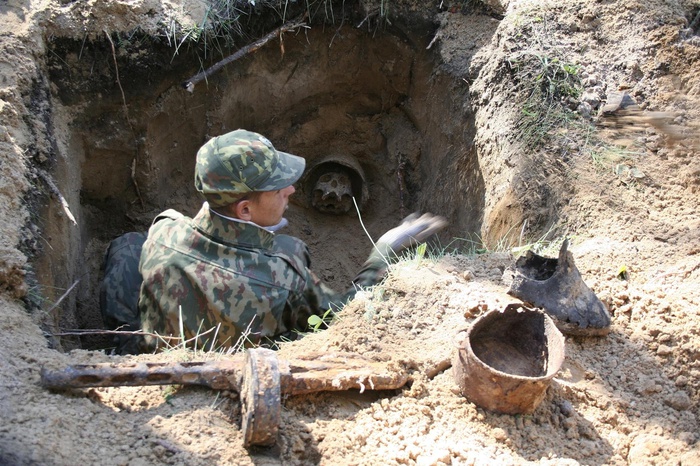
(138, 205), (313, 351)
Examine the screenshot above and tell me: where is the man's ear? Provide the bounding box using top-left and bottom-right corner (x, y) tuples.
(234, 200), (253, 221)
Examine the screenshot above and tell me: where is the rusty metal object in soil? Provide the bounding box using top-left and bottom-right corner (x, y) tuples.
(241, 348), (280, 447)
(452, 304), (565, 415)
(40, 352), (407, 395)
(41, 351), (409, 447)
(507, 239), (611, 336)
(39, 359), (244, 391)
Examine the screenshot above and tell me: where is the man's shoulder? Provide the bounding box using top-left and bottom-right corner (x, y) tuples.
(147, 209), (189, 236)
(154, 209), (186, 223)
(139, 210), (196, 263)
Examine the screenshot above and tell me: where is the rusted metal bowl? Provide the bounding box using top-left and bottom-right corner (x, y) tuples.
(452, 304), (565, 414)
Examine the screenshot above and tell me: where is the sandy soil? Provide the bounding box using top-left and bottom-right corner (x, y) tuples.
(1, 0), (699, 465)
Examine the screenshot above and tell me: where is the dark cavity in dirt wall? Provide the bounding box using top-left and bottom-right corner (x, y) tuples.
(37, 21), (486, 352)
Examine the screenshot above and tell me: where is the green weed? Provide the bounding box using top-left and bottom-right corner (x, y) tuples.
(162, 385), (178, 404)
(412, 242), (427, 266)
(307, 308), (336, 331)
(508, 51), (582, 149)
(617, 264), (629, 280)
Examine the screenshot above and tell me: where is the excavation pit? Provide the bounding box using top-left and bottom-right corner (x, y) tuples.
(33, 16), (492, 351)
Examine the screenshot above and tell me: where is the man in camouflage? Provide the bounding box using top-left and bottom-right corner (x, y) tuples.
(100, 129), (445, 354)
(99, 232), (146, 354)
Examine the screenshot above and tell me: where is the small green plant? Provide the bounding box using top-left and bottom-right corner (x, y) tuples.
(412, 242), (427, 266)
(162, 385), (178, 405)
(26, 284), (57, 313)
(392, 241), (432, 266)
(617, 264), (629, 280)
(308, 308), (335, 331)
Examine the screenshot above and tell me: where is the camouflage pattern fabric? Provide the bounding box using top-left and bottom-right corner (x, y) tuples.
(138, 204), (387, 351)
(99, 232), (147, 354)
(194, 129), (305, 207)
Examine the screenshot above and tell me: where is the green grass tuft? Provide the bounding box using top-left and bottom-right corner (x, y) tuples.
(508, 51), (582, 149)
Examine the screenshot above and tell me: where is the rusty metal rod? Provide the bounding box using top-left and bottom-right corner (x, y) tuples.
(40, 352), (409, 396)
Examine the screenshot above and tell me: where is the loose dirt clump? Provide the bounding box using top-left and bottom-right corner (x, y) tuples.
(1, 0), (699, 465)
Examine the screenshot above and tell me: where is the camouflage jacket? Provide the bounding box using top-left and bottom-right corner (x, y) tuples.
(138, 204), (386, 351)
(100, 232), (147, 354)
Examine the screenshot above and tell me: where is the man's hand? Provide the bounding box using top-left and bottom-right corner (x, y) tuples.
(352, 213), (448, 291)
(372, 212), (448, 261)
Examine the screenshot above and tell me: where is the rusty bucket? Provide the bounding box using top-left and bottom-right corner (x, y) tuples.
(452, 304), (565, 414)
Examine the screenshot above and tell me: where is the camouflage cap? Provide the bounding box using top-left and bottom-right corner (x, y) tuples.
(194, 129), (306, 207)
